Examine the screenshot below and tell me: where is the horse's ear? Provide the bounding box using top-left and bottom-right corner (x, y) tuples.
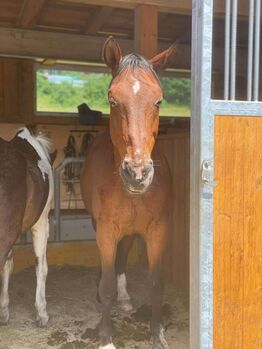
(102, 36), (122, 75)
(149, 41), (178, 72)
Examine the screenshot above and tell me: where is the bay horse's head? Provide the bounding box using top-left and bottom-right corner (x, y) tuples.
(103, 37), (177, 194)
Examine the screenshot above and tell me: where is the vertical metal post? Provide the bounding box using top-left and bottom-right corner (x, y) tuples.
(230, 0), (238, 100)
(224, 0), (231, 100)
(254, 0), (261, 101)
(247, 0), (255, 101)
(191, 1), (214, 348)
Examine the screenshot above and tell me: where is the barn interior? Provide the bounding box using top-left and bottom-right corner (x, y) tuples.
(0, 1), (259, 348)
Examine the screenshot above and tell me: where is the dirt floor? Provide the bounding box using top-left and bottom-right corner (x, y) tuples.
(0, 265), (189, 349)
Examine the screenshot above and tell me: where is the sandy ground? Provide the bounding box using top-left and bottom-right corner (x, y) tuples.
(0, 265), (189, 349)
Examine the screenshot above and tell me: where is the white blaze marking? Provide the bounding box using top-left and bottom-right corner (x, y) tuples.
(117, 273), (130, 302)
(132, 80), (140, 95)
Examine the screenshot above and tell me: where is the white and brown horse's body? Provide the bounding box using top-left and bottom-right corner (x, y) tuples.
(0, 128), (54, 326)
(81, 37), (176, 349)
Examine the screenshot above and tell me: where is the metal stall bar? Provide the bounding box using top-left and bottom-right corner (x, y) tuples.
(191, 1), (214, 348)
(254, 0), (261, 101)
(230, 0), (238, 100)
(247, 0), (255, 101)
(224, 0), (231, 100)
(54, 157), (85, 241)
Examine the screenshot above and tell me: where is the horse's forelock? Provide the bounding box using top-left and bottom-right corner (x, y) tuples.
(113, 54), (160, 85)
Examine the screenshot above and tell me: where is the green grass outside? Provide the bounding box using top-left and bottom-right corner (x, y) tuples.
(37, 95), (190, 117)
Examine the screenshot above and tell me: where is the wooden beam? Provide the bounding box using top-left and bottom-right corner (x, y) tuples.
(61, 0), (250, 17)
(135, 5), (158, 58)
(84, 6), (114, 35)
(61, 0), (191, 14)
(0, 27), (249, 77)
(17, 0), (46, 28)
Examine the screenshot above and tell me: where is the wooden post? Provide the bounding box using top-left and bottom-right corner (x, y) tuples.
(134, 5), (158, 58)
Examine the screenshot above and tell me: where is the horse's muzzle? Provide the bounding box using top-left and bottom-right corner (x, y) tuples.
(120, 159), (154, 194)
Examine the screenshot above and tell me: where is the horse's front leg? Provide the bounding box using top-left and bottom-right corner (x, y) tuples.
(96, 222), (118, 349)
(0, 250), (13, 324)
(115, 235), (135, 311)
(146, 220), (169, 349)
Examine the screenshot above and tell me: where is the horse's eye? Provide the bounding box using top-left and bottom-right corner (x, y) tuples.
(109, 98), (117, 107)
(155, 99), (162, 107)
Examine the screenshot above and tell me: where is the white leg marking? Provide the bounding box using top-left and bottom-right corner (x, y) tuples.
(0, 252), (13, 323)
(117, 273), (133, 311)
(98, 343), (117, 349)
(32, 214), (49, 327)
(158, 326), (170, 349)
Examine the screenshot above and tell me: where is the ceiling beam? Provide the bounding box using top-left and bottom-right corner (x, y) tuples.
(84, 6), (114, 35)
(17, 0), (46, 28)
(60, 0), (250, 16)
(0, 27), (248, 77)
(61, 0), (191, 14)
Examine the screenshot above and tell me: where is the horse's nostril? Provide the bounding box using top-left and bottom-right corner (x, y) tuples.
(148, 159), (153, 166)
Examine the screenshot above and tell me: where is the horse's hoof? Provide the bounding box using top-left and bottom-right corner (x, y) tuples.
(98, 343), (117, 349)
(36, 313), (49, 327)
(0, 307), (9, 325)
(152, 327), (170, 349)
(117, 299), (133, 312)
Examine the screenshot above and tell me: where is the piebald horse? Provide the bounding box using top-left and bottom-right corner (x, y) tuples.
(81, 37), (176, 349)
(0, 128), (54, 326)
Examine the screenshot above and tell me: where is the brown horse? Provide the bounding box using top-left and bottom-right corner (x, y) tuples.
(0, 128), (54, 326)
(80, 37), (176, 349)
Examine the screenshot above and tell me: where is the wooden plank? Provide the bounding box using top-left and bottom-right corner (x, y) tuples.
(135, 5), (158, 58)
(84, 6), (114, 35)
(242, 118), (262, 348)
(61, 0), (249, 16)
(214, 116), (262, 349)
(0, 61), (4, 121)
(20, 59), (34, 123)
(61, 0), (191, 14)
(0, 27), (191, 68)
(156, 131), (190, 291)
(17, 0), (47, 28)
(2, 59), (21, 122)
(0, 27), (249, 76)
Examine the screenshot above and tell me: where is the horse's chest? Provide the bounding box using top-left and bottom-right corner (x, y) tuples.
(100, 188), (166, 234)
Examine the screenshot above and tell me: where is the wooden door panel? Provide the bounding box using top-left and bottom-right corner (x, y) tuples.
(214, 116), (262, 349)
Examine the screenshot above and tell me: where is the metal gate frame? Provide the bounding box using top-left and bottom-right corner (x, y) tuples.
(190, 1), (262, 348)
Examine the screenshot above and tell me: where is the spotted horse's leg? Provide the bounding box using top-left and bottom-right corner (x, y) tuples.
(31, 213), (49, 327)
(115, 235), (135, 312)
(0, 250), (13, 324)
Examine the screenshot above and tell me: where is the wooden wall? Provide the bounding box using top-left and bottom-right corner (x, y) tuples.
(214, 116), (262, 349)
(158, 131), (190, 291)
